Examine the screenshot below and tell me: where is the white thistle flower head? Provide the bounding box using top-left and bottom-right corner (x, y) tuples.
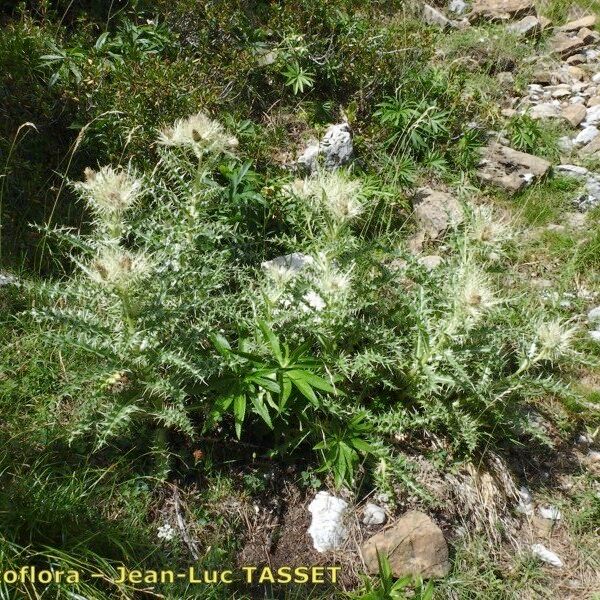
(302, 290), (326, 312)
(535, 319), (577, 362)
(457, 268), (496, 317)
(77, 166), (141, 216)
(293, 172), (362, 223)
(313, 254), (353, 297)
(469, 205), (510, 245)
(157, 112), (238, 154)
(87, 247), (149, 289)
(318, 171), (363, 222)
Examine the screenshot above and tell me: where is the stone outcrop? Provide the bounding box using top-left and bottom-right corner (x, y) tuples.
(476, 143), (551, 193)
(297, 123), (353, 173)
(470, 0), (535, 21)
(413, 187), (463, 240)
(361, 511), (450, 578)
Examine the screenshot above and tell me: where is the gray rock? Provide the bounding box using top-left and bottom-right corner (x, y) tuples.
(574, 125), (599, 147)
(530, 103), (560, 119)
(413, 188), (463, 240)
(471, 0), (536, 21)
(449, 0), (468, 14)
(362, 503), (387, 526)
(507, 15), (540, 37)
(423, 4), (452, 28)
(297, 123), (353, 173)
(583, 104), (600, 126)
(476, 142), (551, 193)
(550, 33), (585, 58)
(361, 511), (450, 578)
(555, 164), (589, 177)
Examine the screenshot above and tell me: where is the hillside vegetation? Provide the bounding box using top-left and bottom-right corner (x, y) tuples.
(0, 1), (599, 599)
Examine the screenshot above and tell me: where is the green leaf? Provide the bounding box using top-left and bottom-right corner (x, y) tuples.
(211, 332), (231, 356)
(251, 394), (273, 429)
(287, 370), (319, 405)
(259, 320), (283, 364)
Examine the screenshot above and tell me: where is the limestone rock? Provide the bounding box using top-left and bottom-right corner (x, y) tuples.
(476, 142), (551, 193)
(562, 103), (587, 127)
(581, 134), (600, 155)
(297, 123), (353, 173)
(361, 511), (450, 578)
(423, 4), (452, 28)
(471, 0), (535, 21)
(363, 503), (387, 526)
(574, 125), (599, 147)
(413, 187), (463, 240)
(507, 15), (540, 37)
(449, 0), (468, 14)
(558, 14), (597, 32)
(530, 103), (560, 119)
(583, 105), (600, 126)
(307, 491), (348, 552)
(566, 53), (586, 65)
(578, 27), (600, 44)
(550, 33), (585, 58)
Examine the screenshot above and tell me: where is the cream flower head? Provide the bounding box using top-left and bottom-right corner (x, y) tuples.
(86, 247), (149, 289)
(157, 112), (238, 154)
(77, 166), (141, 216)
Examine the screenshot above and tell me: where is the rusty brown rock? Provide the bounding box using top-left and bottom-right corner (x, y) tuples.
(361, 511), (450, 579)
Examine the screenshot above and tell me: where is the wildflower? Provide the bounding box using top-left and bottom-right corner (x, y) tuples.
(76, 166), (141, 216)
(302, 290), (326, 312)
(469, 205), (510, 246)
(457, 268), (496, 318)
(86, 247), (149, 289)
(293, 172), (363, 223)
(314, 255), (352, 297)
(318, 172), (362, 222)
(157, 523), (175, 541)
(535, 319), (577, 362)
(157, 112), (237, 154)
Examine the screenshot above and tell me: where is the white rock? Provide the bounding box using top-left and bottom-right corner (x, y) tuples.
(574, 126), (599, 146)
(516, 486), (534, 515)
(590, 330), (600, 342)
(307, 491), (348, 552)
(588, 306), (600, 322)
(449, 0), (467, 14)
(589, 450), (600, 461)
(531, 544), (563, 567)
(530, 103), (560, 119)
(261, 252), (314, 275)
(0, 272), (15, 286)
(539, 506), (562, 521)
(555, 164), (589, 177)
(583, 104), (600, 126)
(298, 124), (353, 173)
(362, 502), (387, 526)
(593, 73), (600, 83)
